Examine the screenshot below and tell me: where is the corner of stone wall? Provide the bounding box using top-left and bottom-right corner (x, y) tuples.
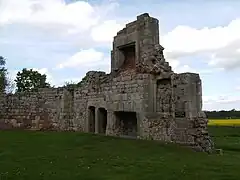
(170, 72), (214, 153)
(190, 112), (215, 153)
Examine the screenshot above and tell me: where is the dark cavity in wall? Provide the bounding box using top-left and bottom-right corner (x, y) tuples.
(88, 106), (95, 133)
(157, 78), (171, 86)
(114, 111), (137, 139)
(119, 43), (136, 70)
(97, 108), (107, 134)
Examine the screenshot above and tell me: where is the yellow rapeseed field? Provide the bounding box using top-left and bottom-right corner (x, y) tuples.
(208, 119), (240, 126)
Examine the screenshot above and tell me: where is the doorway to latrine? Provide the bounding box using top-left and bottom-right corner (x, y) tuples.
(88, 106), (95, 133)
(98, 108), (107, 134)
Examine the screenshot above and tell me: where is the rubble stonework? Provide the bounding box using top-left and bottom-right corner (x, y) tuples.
(0, 13), (214, 153)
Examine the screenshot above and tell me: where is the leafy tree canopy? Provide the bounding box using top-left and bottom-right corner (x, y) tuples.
(15, 68), (50, 92)
(0, 56), (8, 93)
(205, 109), (240, 119)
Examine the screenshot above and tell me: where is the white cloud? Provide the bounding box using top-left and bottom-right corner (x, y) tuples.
(208, 40), (240, 69)
(32, 67), (47, 75)
(162, 18), (240, 70)
(167, 59), (196, 73)
(176, 64), (197, 73)
(203, 94), (240, 110)
(0, 0), (118, 88)
(56, 49), (105, 69)
(0, 0), (120, 39)
(91, 20), (123, 43)
(32, 68), (53, 84)
(167, 59), (217, 74)
(0, 0), (124, 67)
(0, 0), (99, 33)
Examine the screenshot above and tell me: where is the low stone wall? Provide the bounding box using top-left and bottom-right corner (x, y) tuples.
(190, 112), (214, 152)
(0, 88), (66, 130)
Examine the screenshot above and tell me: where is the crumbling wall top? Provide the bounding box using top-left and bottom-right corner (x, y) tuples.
(137, 13), (150, 19)
(116, 13), (159, 36)
(111, 13), (160, 74)
(77, 71), (110, 91)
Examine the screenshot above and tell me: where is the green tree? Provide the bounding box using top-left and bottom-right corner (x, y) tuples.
(15, 68), (50, 92)
(0, 56), (8, 93)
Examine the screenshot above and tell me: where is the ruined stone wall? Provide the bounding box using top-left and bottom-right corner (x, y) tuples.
(0, 88), (66, 130)
(0, 70), (153, 134)
(72, 71), (153, 136)
(106, 74), (147, 112)
(138, 72), (213, 152)
(105, 73), (151, 136)
(111, 13), (159, 72)
(139, 112), (175, 141)
(173, 73), (202, 118)
(0, 85), (88, 132)
(0, 71), (214, 152)
(172, 73), (213, 151)
(156, 78), (173, 113)
(0, 12), (214, 153)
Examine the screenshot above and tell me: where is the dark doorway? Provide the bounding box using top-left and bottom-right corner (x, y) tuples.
(88, 106), (95, 133)
(114, 111), (137, 138)
(98, 108), (107, 134)
(119, 43), (136, 70)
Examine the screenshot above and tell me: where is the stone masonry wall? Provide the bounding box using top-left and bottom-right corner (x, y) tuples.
(156, 78), (173, 113)
(0, 13), (214, 153)
(171, 73), (213, 152)
(0, 88), (66, 130)
(73, 71), (152, 136)
(0, 71), (214, 152)
(138, 72), (214, 153)
(139, 112), (176, 142)
(0, 70), (151, 133)
(111, 13), (160, 73)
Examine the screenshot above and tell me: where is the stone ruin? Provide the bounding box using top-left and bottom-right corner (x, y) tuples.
(0, 13), (214, 153)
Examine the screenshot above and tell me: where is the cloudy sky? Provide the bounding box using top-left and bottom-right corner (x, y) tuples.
(0, 0), (240, 111)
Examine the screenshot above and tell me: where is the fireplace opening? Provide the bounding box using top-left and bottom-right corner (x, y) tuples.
(114, 111), (137, 138)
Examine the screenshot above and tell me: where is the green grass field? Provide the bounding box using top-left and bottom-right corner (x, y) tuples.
(0, 127), (240, 180)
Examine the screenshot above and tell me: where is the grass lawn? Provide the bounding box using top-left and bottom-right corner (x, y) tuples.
(0, 127), (240, 180)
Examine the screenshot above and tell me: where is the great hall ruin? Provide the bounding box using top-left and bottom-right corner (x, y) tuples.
(0, 13), (214, 152)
